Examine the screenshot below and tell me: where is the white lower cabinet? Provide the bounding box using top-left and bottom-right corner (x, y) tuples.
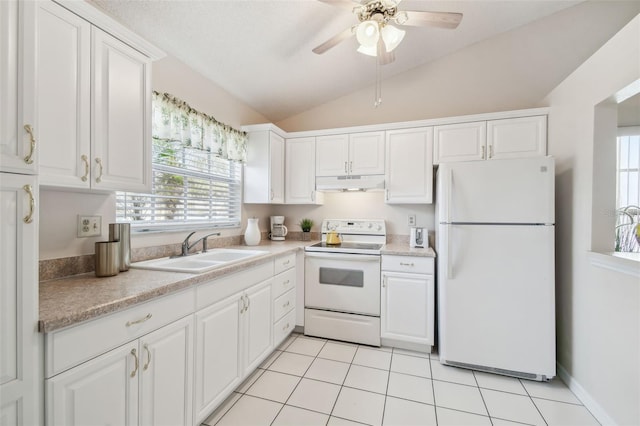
(194, 277), (274, 424)
(46, 314), (194, 426)
(381, 255), (435, 352)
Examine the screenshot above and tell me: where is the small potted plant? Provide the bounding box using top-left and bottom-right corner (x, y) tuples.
(299, 218), (314, 241)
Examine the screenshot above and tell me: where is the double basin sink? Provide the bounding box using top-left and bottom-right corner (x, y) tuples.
(131, 248), (269, 274)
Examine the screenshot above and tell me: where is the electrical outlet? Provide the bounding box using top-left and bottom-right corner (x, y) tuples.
(77, 215), (102, 238)
(408, 214), (416, 226)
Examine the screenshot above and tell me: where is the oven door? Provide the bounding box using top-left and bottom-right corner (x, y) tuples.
(305, 252), (381, 316)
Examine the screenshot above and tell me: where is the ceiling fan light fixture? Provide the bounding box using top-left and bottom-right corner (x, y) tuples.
(380, 24), (405, 52)
(357, 44), (378, 57)
(356, 20), (380, 47)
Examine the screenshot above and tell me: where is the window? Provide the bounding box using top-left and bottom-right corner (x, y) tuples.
(615, 127), (640, 252)
(116, 92), (246, 231)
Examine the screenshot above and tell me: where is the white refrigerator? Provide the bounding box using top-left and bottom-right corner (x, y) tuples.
(436, 156), (556, 381)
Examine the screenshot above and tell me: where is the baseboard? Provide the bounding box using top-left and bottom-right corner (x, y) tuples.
(556, 362), (616, 425)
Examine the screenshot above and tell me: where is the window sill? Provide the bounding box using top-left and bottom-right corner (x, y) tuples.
(588, 251), (640, 278)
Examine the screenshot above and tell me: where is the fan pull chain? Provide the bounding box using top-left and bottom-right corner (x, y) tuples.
(374, 59), (382, 108)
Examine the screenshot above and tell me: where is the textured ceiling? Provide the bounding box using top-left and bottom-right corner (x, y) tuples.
(89, 0), (580, 122)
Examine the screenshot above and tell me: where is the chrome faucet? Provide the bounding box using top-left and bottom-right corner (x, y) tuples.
(180, 231), (222, 256)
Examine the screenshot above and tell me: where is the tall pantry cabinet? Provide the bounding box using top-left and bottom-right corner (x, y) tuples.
(0, 1), (163, 424)
(0, 1), (40, 425)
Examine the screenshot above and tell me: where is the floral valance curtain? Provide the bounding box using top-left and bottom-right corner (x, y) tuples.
(152, 91), (247, 162)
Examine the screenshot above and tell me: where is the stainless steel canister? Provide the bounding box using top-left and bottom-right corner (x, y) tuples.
(109, 223), (131, 272)
(95, 241), (120, 277)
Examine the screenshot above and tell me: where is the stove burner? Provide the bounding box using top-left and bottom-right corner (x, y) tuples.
(308, 242), (383, 251)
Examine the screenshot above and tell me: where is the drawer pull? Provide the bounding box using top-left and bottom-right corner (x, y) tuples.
(143, 344), (151, 371)
(282, 279), (290, 286)
(400, 262), (415, 267)
(126, 313), (152, 327)
(283, 301), (290, 308)
(282, 260), (290, 266)
(81, 155), (89, 182)
(282, 322), (290, 331)
(130, 349), (138, 378)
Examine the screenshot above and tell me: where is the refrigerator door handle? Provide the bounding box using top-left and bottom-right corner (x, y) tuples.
(446, 168), (453, 223)
(447, 225), (454, 279)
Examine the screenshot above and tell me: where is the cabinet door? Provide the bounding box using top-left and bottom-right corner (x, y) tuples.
(37, 1), (91, 188)
(285, 137), (319, 204)
(1, 0), (37, 174)
(269, 132), (285, 203)
(381, 271), (434, 346)
(385, 128), (433, 204)
(349, 131), (385, 175)
(46, 343), (139, 426)
(0, 174), (39, 426)
(487, 116), (547, 160)
(139, 316), (194, 426)
(243, 279), (273, 373)
(316, 134), (349, 176)
(194, 294), (242, 424)
(92, 27), (151, 192)
(434, 121), (486, 164)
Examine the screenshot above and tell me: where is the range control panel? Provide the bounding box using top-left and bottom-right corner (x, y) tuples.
(321, 219), (386, 236)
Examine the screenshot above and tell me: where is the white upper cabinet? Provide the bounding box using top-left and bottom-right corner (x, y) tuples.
(285, 137), (321, 204)
(316, 131), (385, 176)
(27, 1), (155, 192)
(244, 130), (285, 204)
(36, 1), (91, 188)
(315, 134), (349, 176)
(0, 0), (37, 175)
(92, 27), (152, 192)
(349, 131), (385, 175)
(385, 128), (433, 204)
(487, 115), (547, 160)
(434, 116), (547, 164)
(434, 121), (486, 163)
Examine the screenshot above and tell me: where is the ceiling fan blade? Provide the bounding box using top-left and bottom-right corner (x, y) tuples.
(317, 0), (359, 11)
(312, 26), (355, 54)
(401, 11), (463, 29)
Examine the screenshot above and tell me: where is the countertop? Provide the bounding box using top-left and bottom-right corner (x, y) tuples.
(39, 241), (308, 333)
(381, 243), (436, 257)
(39, 240), (436, 333)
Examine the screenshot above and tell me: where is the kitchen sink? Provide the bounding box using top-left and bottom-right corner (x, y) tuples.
(131, 249), (268, 274)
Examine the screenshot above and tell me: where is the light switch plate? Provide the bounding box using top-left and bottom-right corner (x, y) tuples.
(77, 215), (101, 238)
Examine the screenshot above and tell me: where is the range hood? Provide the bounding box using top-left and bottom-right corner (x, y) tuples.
(316, 175), (385, 192)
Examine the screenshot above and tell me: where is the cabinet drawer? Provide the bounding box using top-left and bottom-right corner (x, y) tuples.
(273, 288), (295, 323)
(45, 288), (195, 378)
(274, 252), (296, 275)
(273, 309), (296, 348)
(381, 255), (434, 274)
(197, 261), (273, 310)
(272, 267), (296, 299)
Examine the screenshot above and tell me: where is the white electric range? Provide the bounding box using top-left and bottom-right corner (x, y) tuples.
(304, 219), (386, 346)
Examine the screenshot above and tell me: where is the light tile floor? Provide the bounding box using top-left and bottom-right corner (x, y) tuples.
(203, 333), (600, 426)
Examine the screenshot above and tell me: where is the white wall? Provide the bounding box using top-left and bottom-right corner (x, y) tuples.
(544, 14), (640, 425)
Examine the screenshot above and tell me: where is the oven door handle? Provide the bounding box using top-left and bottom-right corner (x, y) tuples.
(304, 252), (380, 262)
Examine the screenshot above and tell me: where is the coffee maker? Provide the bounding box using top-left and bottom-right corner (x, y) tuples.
(269, 216), (288, 241)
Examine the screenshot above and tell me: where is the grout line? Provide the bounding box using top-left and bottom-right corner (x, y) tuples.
(520, 378), (550, 426)
(472, 370), (493, 424)
(428, 354), (439, 425)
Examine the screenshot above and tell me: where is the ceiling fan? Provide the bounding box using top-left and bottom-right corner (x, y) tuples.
(312, 0), (463, 65)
